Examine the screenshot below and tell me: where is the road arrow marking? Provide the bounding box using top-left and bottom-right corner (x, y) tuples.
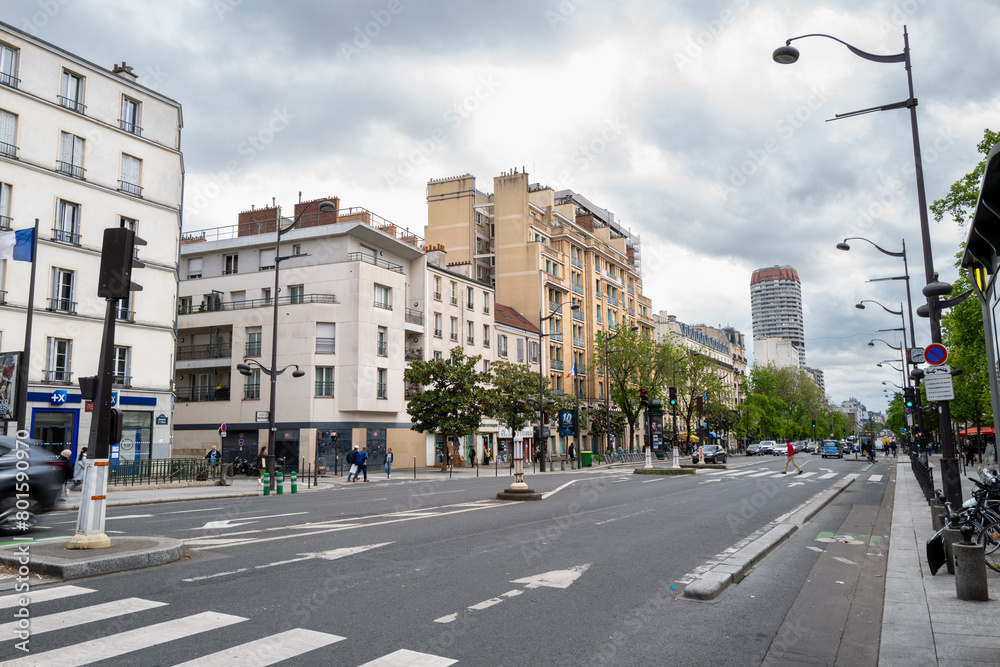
(198, 519), (259, 530)
(833, 556), (857, 565)
(542, 480), (580, 499)
(512, 563), (590, 589)
(182, 543), (393, 582)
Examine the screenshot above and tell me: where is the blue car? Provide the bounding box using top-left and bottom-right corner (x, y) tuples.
(822, 440), (843, 459)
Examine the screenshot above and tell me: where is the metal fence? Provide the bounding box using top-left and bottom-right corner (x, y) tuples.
(108, 458), (226, 487)
(909, 450), (936, 501)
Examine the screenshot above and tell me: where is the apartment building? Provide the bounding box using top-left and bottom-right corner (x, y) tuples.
(0, 22), (183, 458)
(173, 198), (498, 470)
(426, 170), (654, 455)
(751, 265), (806, 367)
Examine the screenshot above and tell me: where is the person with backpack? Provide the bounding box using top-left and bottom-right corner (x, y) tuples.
(354, 447), (369, 482)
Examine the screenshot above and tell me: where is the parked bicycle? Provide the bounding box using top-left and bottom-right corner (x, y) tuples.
(927, 466), (1000, 574)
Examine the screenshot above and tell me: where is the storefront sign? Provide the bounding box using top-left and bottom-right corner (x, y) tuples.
(50, 389), (67, 405)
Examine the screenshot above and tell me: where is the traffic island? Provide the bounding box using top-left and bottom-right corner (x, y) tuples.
(0, 536), (185, 580)
(632, 468), (696, 476)
(681, 463), (727, 470)
(496, 487), (543, 501)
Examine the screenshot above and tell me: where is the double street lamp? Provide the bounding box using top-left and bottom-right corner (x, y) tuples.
(236, 199), (336, 490)
(776, 27), (963, 505)
(537, 302), (579, 472)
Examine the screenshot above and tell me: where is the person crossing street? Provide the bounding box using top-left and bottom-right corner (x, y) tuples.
(782, 441), (802, 474)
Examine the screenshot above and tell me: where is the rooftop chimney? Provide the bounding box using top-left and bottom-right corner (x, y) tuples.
(112, 61), (138, 82)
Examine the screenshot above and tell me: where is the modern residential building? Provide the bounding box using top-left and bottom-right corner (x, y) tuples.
(173, 198), (499, 470)
(750, 265), (806, 367)
(425, 170), (654, 455)
(0, 22), (183, 458)
(493, 302), (541, 460)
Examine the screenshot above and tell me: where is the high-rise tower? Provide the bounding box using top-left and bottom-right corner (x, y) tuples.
(750, 265), (805, 366)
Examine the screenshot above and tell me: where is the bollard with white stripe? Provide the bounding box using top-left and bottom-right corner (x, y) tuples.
(276, 471), (284, 495)
(291, 471), (297, 494)
(262, 472), (270, 496)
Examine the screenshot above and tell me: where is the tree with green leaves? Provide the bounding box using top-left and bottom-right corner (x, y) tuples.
(930, 129), (1000, 227)
(483, 360), (540, 437)
(404, 347), (488, 465)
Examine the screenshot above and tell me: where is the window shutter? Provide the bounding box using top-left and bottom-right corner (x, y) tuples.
(0, 110), (15, 145)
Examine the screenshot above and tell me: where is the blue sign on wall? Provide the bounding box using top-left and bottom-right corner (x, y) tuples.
(558, 410), (576, 436)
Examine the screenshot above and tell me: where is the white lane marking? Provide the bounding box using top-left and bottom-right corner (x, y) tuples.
(502, 589), (523, 598)
(173, 628), (345, 666)
(183, 543), (393, 582)
(807, 546), (824, 552)
(195, 512), (309, 530)
(833, 556), (857, 565)
(358, 649), (457, 666)
(788, 482), (804, 487)
(698, 479), (722, 485)
(868, 474), (884, 482)
(0, 611), (246, 667)
(183, 567), (251, 582)
(819, 472), (837, 479)
(727, 470), (759, 477)
(468, 596), (505, 611)
(105, 514), (153, 520)
(542, 480), (580, 499)
(0, 597), (166, 640)
(413, 489), (466, 496)
(165, 507), (224, 514)
(641, 478), (665, 483)
(0, 585), (95, 609)
(434, 613), (457, 624)
(844, 473), (860, 481)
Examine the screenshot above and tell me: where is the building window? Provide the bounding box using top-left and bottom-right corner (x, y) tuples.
(316, 367), (334, 397)
(450, 317), (458, 341)
(292, 244), (301, 256)
(53, 199), (81, 245)
(58, 132), (85, 179)
(434, 351), (442, 361)
(119, 154), (142, 197)
(529, 340), (539, 363)
(316, 323), (335, 354)
(244, 368), (261, 400)
(466, 286), (474, 310)
(187, 257), (202, 280)
(59, 70), (85, 113)
(467, 321), (475, 345)
(259, 248), (276, 271)
(177, 296), (192, 315)
(450, 281), (457, 305)
(116, 289), (133, 322)
(262, 288), (271, 304)
(434, 312), (442, 338)
(483, 359), (490, 373)
(433, 276), (441, 300)
(0, 181), (10, 229)
(498, 334), (508, 357)
(483, 324), (490, 347)
(377, 326), (388, 356)
(289, 285), (304, 304)
(45, 338), (72, 383)
(377, 368), (387, 399)
(246, 329), (262, 357)
(517, 338), (524, 362)
(112, 346), (131, 386)
(223, 254), (239, 275)
(0, 109), (17, 158)
(482, 292), (490, 314)
(120, 96), (142, 135)
(0, 44), (19, 88)
(374, 284), (391, 309)
(49, 268), (75, 313)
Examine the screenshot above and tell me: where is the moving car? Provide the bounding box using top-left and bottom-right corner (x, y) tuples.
(693, 444), (727, 464)
(822, 439), (843, 459)
(0, 436), (71, 533)
(773, 443), (786, 456)
(746, 443), (762, 456)
(804, 441), (819, 454)
(759, 441), (777, 455)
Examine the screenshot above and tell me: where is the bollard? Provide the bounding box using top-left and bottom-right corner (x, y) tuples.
(276, 471), (284, 495)
(931, 502), (946, 531)
(942, 526), (963, 575)
(262, 472), (270, 496)
(954, 525), (989, 600)
(291, 471), (297, 494)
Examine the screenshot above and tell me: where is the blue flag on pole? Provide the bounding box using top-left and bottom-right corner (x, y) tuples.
(0, 229), (35, 262)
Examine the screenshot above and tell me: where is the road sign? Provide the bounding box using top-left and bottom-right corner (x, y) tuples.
(255, 411), (269, 423)
(909, 347), (925, 364)
(924, 343), (948, 366)
(219, 422), (227, 437)
(924, 365), (955, 401)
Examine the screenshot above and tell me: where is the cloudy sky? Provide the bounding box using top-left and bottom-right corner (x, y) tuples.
(6, 0), (998, 414)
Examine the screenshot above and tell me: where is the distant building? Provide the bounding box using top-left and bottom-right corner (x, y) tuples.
(751, 265), (805, 367)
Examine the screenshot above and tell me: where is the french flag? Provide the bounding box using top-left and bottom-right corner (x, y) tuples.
(0, 228), (34, 263)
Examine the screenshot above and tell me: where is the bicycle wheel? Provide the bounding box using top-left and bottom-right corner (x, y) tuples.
(978, 521), (1000, 573)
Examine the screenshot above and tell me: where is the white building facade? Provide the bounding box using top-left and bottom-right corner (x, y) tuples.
(0, 22), (183, 459)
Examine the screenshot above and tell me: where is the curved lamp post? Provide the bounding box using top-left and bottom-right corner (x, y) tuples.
(537, 302), (580, 471)
(604, 324), (639, 457)
(776, 27), (963, 504)
(241, 198), (336, 490)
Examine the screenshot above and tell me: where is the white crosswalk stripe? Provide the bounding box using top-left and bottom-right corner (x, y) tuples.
(798, 472), (817, 479)
(868, 474), (884, 482)
(359, 648), (458, 666)
(0, 585), (95, 610)
(173, 628), (346, 666)
(819, 472), (837, 479)
(0, 597), (166, 641)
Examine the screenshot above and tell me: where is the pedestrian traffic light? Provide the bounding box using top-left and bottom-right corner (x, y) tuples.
(668, 387), (677, 406)
(640, 388), (649, 409)
(98, 227), (145, 299)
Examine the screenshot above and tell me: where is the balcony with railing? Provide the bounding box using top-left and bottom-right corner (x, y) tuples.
(112, 374), (131, 387)
(377, 383), (387, 399)
(572, 309), (584, 322)
(573, 337), (585, 348)
(115, 307), (135, 322)
(43, 369), (71, 383)
(56, 161), (85, 179)
(450, 332), (459, 341)
(51, 228), (81, 245)
(348, 251), (404, 273)
(466, 336), (475, 344)
(483, 338), (490, 348)
(548, 333), (563, 343)
(178, 293), (336, 314)
(119, 119), (142, 136)
(118, 180), (143, 197)
(450, 296), (458, 306)
(316, 337), (335, 354)
(46, 298), (76, 314)
(404, 382), (421, 400)
(315, 381), (335, 397)
(374, 299), (392, 310)
(0, 290), (6, 304)
(377, 340), (388, 356)
(244, 341), (262, 357)
(176, 343), (232, 361)
(608, 296), (619, 307)
(0, 141), (17, 159)
(551, 359), (564, 371)
(571, 256), (583, 269)
(1, 72), (19, 88)
(243, 383), (260, 400)
(405, 308), (423, 325)
(572, 283), (584, 296)
(405, 346), (423, 361)
(434, 328), (442, 338)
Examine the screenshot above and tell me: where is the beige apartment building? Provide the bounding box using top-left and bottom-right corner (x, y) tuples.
(0, 22), (182, 459)
(426, 170), (654, 454)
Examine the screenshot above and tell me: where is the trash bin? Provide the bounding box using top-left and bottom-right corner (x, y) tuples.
(581, 451), (592, 467)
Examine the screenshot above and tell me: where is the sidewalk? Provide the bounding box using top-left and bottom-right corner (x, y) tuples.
(881, 459), (1000, 665)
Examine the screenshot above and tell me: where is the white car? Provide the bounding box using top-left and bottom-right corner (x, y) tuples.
(759, 440), (777, 455)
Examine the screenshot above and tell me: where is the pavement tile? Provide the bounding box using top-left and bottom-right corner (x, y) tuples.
(931, 633), (1000, 649)
(877, 646), (938, 667)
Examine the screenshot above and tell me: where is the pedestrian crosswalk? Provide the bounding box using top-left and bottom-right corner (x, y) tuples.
(0, 588), (456, 666)
(701, 466), (885, 484)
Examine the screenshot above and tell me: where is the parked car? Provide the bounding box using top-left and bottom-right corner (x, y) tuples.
(804, 441), (819, 454)
(758, 441), (777, 455)
(821, 439), (843, 459)
(794, 441), (806, 453)
(746, 443), (762, 456)
(0, 436), (70, 533)
(693, 444), (727, 464)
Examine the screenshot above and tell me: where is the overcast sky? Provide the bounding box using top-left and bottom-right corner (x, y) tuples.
(6, 0), (998, 415)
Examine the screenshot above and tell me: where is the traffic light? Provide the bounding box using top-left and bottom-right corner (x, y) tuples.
(811, 419), (816, 428)
(640, 388), (650, 409)
(903, 387), (915, 408)
(98, 227), (146, 299)
(109, 408), (123, 446)
(668, 387), (677, 406)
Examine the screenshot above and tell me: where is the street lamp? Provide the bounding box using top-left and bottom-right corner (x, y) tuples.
(776, 27), (963, 505)
(604, 324), (639, 458)
(240, 199), (336, 490)
(838, 237), (917, 353)
(537, 302), (579, 472)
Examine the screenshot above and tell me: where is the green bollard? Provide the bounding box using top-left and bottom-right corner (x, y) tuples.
(262, 472), (270, 496)
(291, 471), (297, 494)
(277, 471), (284, 495)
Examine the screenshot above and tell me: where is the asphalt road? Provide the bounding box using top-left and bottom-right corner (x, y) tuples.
(0, 455), (894, 666)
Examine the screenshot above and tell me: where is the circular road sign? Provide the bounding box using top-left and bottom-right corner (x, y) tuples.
(924, 343), (948, 366)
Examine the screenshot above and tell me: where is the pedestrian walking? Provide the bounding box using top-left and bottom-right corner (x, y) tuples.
(385, 448), (393, 478)
(568, 443), (576, 469)
(70, 447), (87, 490)
(255, 446), (267, 484)
(58, 449), (72, 500)
(355, 447), (369, 482)
(469, 447), (477, 467)
(782, 441), (802, 474)
(347, 446), (358, 481)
